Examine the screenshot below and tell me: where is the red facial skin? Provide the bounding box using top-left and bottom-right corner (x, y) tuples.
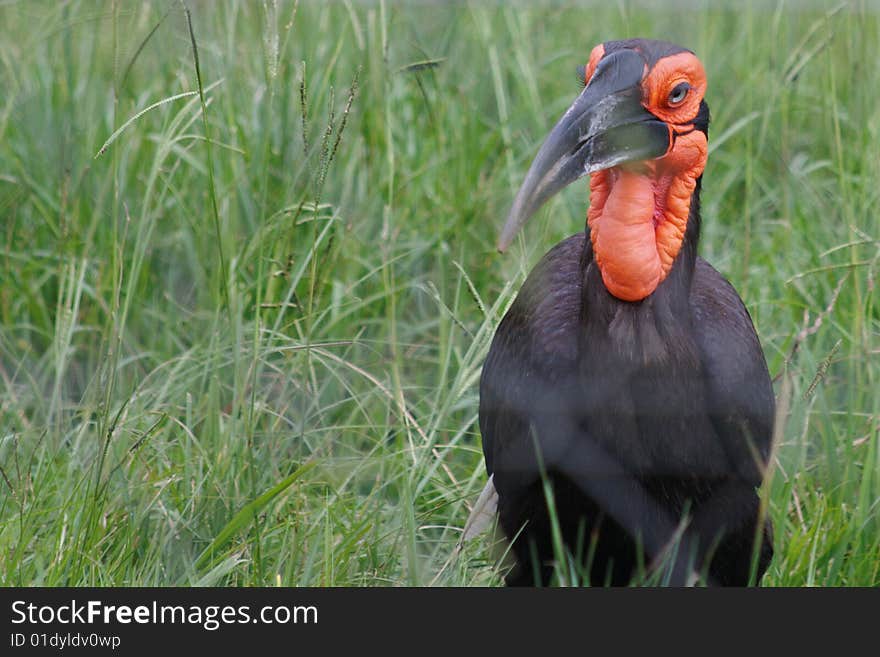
(583, 48), (708, 302)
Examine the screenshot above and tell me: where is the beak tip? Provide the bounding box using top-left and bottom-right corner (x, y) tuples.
(497, 206), (524, 255)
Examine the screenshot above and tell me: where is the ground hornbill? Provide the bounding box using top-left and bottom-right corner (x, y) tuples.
(474, 39), (774, 586)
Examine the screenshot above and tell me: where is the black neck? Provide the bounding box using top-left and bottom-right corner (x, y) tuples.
(579, 178), (703, 367)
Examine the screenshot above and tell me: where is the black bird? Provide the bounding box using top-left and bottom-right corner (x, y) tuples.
(477, 39), (774, 586)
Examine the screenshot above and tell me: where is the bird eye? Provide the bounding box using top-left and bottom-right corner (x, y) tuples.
(668, 82), (691, 106)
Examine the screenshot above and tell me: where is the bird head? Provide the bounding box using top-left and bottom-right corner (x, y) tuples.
(498, 39), (711, 301)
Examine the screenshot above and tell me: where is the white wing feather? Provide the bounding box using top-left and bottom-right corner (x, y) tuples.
(459, 474), (499, 545)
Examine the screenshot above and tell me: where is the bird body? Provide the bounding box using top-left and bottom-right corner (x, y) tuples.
(477, 39), (774, 586)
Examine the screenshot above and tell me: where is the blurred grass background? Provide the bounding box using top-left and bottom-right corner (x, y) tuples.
(0, 0), (877, 586)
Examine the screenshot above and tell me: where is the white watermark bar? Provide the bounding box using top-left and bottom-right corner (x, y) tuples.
(2, 587), (877, 654)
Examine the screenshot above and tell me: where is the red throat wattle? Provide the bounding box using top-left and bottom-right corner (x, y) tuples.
(587, 131), (707, 302)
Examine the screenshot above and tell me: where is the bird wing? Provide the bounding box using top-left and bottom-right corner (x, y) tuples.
(689, 257), (775, 485)
(478, 234), (585, 477)
(683, 258), (776, 582)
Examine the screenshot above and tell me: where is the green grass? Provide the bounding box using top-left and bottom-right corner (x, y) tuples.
(0, 0), (877, 586)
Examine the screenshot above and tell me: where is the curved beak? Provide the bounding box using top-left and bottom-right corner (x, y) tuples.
(498, 49), (672, 252)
